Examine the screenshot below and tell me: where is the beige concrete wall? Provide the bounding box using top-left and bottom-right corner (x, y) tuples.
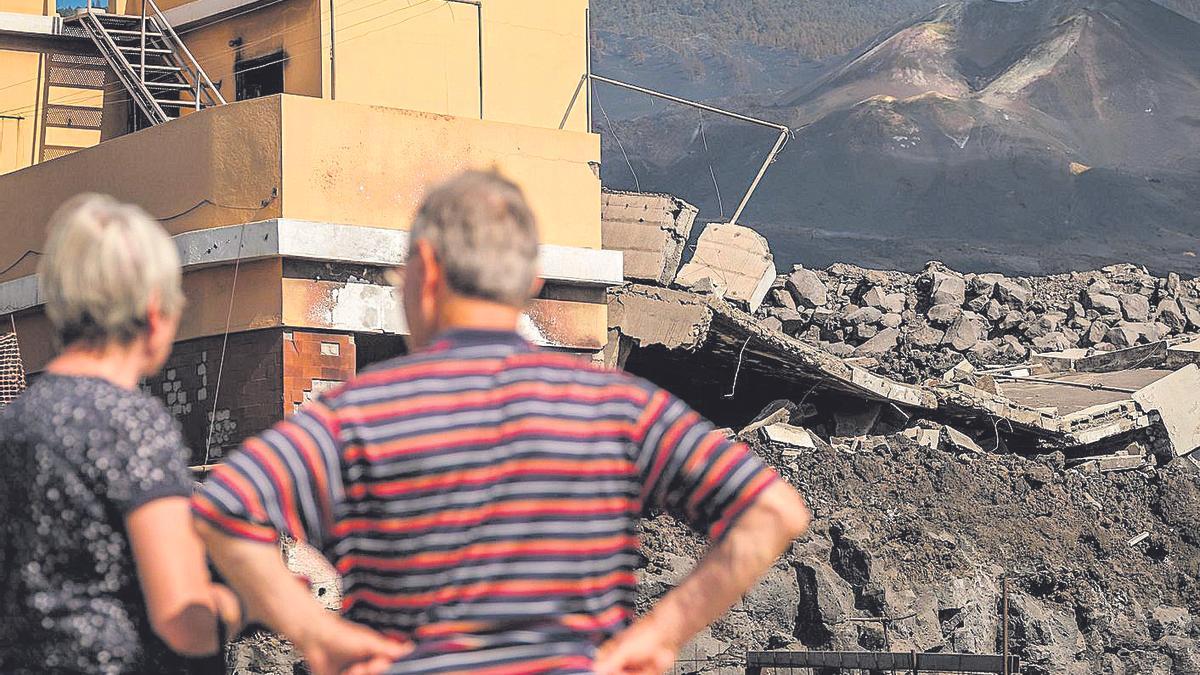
(0, 48), (42, 174)
(0, 0), (53, 14)
(481, 0), (589, 132)
(0, 95), (283, 282)
(330, 0), (479, 118)
(14, 259), (284, 372)
(167, 0), (325, 101)
(152, 0), (588, 131)
(329, 0), (589, 132)
(176, 259), (283, 340)
(279, 95), (600, 248)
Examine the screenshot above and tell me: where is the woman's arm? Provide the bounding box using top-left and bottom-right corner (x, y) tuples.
(127, 496), (242, 657)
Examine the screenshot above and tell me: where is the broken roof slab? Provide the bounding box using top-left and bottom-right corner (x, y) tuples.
(609, 284), (937, 411)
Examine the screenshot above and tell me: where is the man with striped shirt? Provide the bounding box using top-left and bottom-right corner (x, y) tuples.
(193, 171), (811, 675)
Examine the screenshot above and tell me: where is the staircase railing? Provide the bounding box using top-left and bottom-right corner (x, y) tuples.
(76, 0), (225, 125)
(143, 0), (226, 109)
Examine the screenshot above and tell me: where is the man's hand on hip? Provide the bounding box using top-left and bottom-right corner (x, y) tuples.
(295, 613), (412, 675)
(594, 616), (678, 675)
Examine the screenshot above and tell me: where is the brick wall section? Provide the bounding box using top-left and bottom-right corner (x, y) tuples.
(283, 331), (356, 416)
(143, 330), (284, 465)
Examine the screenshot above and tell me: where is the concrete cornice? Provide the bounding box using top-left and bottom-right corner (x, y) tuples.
(161, 0), (279, 30)
(0, 218), (623, 314)
(0, 11), (60, 37)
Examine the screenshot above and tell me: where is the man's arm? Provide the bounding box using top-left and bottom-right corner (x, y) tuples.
(602, 386), (813, 675)
(192, 399), (407, 675)
(195, 521), (409, 675)
(595, 481), (810, 675)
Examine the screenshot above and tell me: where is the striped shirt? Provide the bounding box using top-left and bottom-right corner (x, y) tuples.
(193, 329), (778, 674)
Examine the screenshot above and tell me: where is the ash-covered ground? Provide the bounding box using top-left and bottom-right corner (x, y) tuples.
(638, 431), (1200, 674)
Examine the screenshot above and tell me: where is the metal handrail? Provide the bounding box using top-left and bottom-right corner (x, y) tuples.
(144, 0), (226, 106)
(84, 9), (166, 122)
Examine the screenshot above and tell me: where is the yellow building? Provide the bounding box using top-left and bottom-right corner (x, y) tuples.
(0, 0), (617, 461)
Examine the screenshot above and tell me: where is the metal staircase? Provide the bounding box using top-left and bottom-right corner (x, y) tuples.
(65, 0), (225, 125)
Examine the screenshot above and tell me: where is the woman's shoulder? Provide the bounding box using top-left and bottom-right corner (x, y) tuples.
(18, 375), (179, 441)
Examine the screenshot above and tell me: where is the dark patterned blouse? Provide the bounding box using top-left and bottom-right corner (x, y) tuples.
(0, 374), (200, 674)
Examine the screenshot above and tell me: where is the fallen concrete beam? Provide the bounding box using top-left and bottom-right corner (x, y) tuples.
(1072, 453), (1148, 473)
(675, 223), (775, 313)
(601, 190), (698, 286)
(943, 425), (984, 454)
(1132, 364), (1200, 457)
(606, 285), (711, 351)
(1165, 336), (1200, 369)
(1032, 342), (1168, 373)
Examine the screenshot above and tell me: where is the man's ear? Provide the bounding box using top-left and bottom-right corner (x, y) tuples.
(416, 240), (442, 295)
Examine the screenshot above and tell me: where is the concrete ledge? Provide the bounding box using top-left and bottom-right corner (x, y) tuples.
(0, 11), (59, 37)
(0, 218), (623, 313)
(162, 0), (276, 30)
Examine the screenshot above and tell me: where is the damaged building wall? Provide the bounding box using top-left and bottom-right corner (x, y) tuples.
(601, 190), (697, 286)
(145, 328), (359, 464)
(144, 330), (285, 465)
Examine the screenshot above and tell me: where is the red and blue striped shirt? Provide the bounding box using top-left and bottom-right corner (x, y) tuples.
(192, 329), (778, 674)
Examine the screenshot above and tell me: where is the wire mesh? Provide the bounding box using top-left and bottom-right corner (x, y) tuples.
(0, 332), (28, 407)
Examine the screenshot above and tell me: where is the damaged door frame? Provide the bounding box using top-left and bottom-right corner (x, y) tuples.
(580, 73), (791, 227)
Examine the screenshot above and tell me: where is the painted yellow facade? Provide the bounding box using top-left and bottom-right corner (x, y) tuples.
(0, 0), (610, 378)
(0, 0), (110, 173)
(3, 0), (592, 173)
(0, 93), (597, 279)
(0, 49), (43, 174)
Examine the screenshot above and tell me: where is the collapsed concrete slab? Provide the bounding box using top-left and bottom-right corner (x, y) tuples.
(601, 190), (698, 286)
(608, 284), (1172, 454)
(674, 223), (775, 313)
(1132, 364), (1200, 457)
(608, 283), (936, 424)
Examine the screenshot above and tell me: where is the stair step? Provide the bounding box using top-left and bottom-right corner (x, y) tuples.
(104, 28), (165, 37)
(94, 13), (155, 23)
(154, 98), (194, 106)
(118, 45), (173, 54)
(137, 64), (183, 72)
(143, 81), (192, 89)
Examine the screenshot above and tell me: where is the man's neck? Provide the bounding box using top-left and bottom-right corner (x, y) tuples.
(46, 342), (145, 390)
(436, 295), (523, 335)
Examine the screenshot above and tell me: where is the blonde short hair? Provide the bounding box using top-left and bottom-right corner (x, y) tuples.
(409, 170), (540, 308)
(38, 194), (184, 347)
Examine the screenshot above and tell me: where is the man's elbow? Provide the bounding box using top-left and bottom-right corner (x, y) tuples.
(760, 480), (812, 541)
(151, 605), (220, 657)
(784, 491), (812, 539)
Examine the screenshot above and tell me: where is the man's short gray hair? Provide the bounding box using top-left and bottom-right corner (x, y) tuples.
(38, 194), (184, 347)
(409, 170), (540, 307)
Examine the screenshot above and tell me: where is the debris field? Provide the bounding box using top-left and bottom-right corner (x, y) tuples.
(602, 189), (1200, 674)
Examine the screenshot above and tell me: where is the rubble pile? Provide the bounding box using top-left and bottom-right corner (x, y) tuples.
(601, 195), (1200, 673)
(638, 423), (1200, 674)
(755, 262), (1200, 384)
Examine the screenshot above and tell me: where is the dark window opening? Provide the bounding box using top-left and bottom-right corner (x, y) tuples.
(235, 51), (285, 101)
(355, 334), (408, 373)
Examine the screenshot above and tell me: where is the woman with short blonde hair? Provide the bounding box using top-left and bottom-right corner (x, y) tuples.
(0, 194), (241, 673)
